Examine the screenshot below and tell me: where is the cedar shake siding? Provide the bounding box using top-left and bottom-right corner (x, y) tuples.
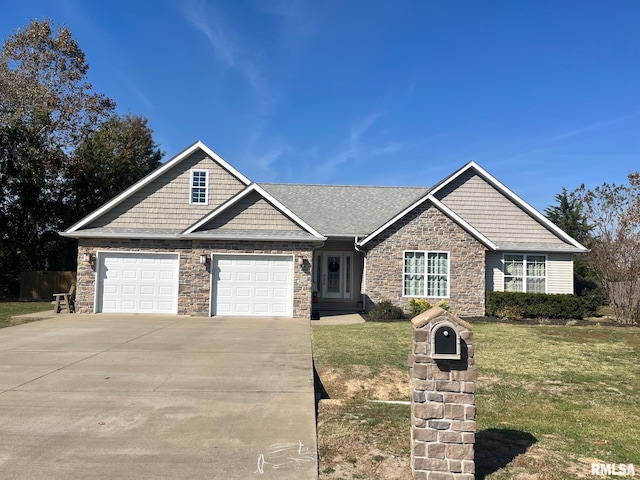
(198, 191), (303, 232)
(363, 201), (486, 317)
(88, 151), (246, 230)
(76, 239), (314, 318)
(434, 169), (563, 245)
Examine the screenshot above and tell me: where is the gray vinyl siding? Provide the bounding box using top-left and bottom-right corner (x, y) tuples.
(200, 192), (303, 231)
(547, 253), (574, 294)
(88, 151), (245, 229)
(485, 251), (503, 292)
(435, 170), (562, 244)
(486, 252), (574, 294)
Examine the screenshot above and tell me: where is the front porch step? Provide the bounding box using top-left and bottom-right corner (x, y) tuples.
(313, 302), (362, 315)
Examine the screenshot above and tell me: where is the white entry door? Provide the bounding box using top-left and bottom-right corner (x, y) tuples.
(97, 252), (179, 314)
(212, 255), (293, 316)
(321, 251), (352, 299)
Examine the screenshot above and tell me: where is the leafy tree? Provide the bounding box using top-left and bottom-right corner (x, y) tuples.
(571, 175), (640, 323)
(544, 188), (592, 245)
(544, 188), (603, 307)
(0, 19), (162, 296)
(66, 113), (163, 219)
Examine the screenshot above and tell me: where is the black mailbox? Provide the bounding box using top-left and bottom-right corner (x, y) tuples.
(430, 322), (461, 360)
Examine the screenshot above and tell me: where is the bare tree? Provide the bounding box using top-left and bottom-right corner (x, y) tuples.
(572, 173), (640, 323)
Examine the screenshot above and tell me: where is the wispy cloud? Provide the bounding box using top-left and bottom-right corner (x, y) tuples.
(179, 0), (273, 105)
(256, 0), (319, 46)
(547, 111), (640, 143)
(316, 112), (404, 179)
(179, 0), (283, 174)
(491, 110), (640, 173)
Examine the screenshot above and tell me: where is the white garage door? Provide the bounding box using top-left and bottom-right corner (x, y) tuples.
(97, 252), (179, 314)
(212, 255), (293, 317)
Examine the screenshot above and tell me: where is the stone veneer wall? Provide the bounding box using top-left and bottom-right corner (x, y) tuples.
(363, 202), (486, 316)
(409, 307), (476, 480)
(76, 239), (314, 318)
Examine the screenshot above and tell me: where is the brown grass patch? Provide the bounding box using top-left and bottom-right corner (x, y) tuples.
(317, 400), (410, 480)
(316, 365), (411, 401)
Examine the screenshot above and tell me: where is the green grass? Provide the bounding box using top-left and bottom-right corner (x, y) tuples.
(312, 322), (412, 373)
(312, 321), (640, 479)
(0, 301), (53, 328)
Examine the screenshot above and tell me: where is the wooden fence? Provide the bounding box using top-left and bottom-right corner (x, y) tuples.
(19, 271), (77, 301)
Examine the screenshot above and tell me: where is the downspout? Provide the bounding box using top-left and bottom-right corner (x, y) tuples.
(311, 239), (326, 300)
(354, 236), (367, 312)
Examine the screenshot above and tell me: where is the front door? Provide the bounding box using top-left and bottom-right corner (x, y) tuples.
(321, 251), (352, 299)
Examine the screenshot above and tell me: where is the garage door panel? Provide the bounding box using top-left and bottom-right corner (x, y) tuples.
(122, 285), (138, 295)
(273, 288), (288, 298)
(140, 270), (157, 280)
(273, 273), (289, 282)
(213, 255), (293, 317)
(236, 272), (252, 282)
(98, 253), (179, 314)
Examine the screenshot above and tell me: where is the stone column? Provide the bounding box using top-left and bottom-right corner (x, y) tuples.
(409, 307), (476, 480)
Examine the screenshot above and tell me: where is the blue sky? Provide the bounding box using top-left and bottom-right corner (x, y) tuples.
(2, 0), (639, 212)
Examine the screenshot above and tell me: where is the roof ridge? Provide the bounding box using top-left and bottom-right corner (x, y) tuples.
(259, 182), (429, 189)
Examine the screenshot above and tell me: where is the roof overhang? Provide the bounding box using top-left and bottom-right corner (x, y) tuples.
(60, 229), (326, 242)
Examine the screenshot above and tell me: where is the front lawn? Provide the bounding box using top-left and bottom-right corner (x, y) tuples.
(0, 301), (53, 328)
(312, 321), (640, 479)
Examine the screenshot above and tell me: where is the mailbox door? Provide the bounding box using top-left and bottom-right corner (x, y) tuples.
(434, 326), (457, 355)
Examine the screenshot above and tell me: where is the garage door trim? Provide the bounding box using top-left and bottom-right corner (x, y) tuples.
(95, 250), (180, 314)
(210, 253), (295, 317)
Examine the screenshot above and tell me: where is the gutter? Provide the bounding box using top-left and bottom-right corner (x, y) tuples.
(60, 231), (327, 242)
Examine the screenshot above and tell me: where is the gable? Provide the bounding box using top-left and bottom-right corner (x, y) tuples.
(86, 149), (246, 231)
(194, 190), (303, 232)
(433, 169), (565, 246)
(364, 199), (485, 251)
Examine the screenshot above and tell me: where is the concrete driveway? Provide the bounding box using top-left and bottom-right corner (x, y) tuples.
(0, 314), (318, 479)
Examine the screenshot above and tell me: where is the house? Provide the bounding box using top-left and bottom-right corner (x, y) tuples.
(61, 141), (588, 318)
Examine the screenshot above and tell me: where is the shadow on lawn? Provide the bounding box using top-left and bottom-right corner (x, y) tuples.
(313, 364), (330, 416)
(475, 428), (537, 479)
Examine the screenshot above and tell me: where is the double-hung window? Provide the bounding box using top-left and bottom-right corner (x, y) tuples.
(404, 251), (449, 297)
(190, 170), (208, 204)
(503, 254), (546, 293)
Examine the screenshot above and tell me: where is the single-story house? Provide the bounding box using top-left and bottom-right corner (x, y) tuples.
(61, 141), (587, 318)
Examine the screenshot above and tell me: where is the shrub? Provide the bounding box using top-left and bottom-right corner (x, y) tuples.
(368, 300), (405, 322)
(408, 298), (433, 317)
(495, 305), (522, 321)
(437, 300), (450, 311)
(486, 291), (593, 320)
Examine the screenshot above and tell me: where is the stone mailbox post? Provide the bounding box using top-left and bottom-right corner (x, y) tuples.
(409, 307), (476, 480)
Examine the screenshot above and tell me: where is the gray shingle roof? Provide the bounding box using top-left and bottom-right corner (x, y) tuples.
(495, 242), (586, 253)
(260, 183), (429, 237)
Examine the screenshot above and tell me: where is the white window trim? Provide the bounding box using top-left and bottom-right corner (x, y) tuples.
(402, 250), (450, 299)
(190, 169), (209, 205)
(502, 253), (548, 294)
